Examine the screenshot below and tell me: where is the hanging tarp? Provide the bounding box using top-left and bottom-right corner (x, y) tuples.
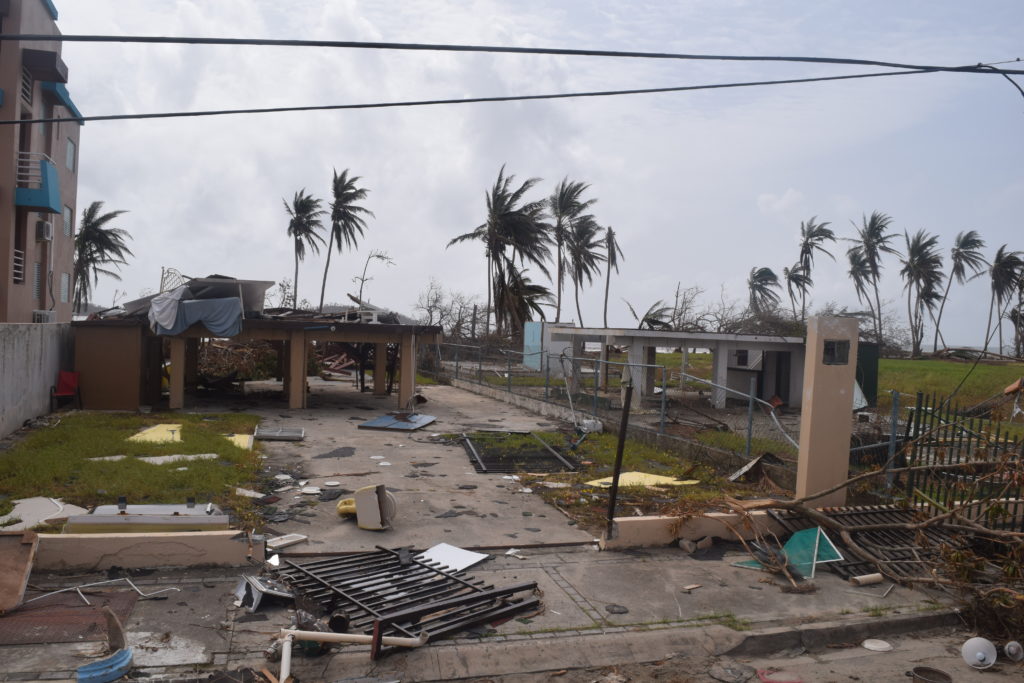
(154, 297), (243, 337)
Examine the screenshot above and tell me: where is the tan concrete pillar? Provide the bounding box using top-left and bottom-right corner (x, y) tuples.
(169, 337), (185, 410)
(398, 333), (417, 409)
(711, 342), (729, 409)
(795, 316), (859, 507)
(184, 338), (200, 390)
(373, 343), (387, 395)
(287, 330), (306, 409)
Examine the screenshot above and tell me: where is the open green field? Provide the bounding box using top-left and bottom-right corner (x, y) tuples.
(0, 412), (261, 520)
(877, 358), (1024, 410)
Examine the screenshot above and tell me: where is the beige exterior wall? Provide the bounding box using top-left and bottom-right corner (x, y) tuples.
(74, 323), (145, 410)
(0, 0), (80, 323)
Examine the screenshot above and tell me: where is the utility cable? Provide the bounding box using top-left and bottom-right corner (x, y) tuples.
(2, 33), (1022, 76)
(0, 67), (937, 126)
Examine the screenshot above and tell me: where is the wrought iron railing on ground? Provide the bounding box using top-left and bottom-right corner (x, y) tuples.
(419, 343), (801, 463)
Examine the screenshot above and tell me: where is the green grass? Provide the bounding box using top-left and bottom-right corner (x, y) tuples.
(0, 412), (262, 510)
(878, 358), (1024, 411)
(695, 431), (798, 459)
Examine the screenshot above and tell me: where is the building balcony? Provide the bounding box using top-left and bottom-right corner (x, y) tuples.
(12, 248), (25, 284)
(15, 152), (61, 214)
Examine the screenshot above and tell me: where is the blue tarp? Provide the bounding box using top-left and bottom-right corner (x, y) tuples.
(154, 297), (242, 337)
(358, 413), (437, 431)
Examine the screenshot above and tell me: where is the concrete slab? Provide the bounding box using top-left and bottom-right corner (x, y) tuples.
(0, 497), (89, 531)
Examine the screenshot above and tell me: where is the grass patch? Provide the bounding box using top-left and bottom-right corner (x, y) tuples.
(0, 412), (262, 509)
(878, 358), (1024, 411)
(696, 611), (752, 631)
(861, 605), (894, 617)
(695, 431), (798, 459)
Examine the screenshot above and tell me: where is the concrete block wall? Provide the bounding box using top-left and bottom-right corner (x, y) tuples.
(0, 323), (72, 437)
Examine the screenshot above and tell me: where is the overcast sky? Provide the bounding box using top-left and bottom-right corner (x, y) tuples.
(55, 1), (1023, 347)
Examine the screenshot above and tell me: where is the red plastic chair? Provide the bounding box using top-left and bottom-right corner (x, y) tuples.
(50, 370), (82, 411)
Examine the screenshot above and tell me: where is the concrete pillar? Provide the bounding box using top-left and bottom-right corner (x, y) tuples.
(169, 337), (185, 410)
(184, 338), (200, 390)
(373, 343), (387, 395)
(287, 330), (306, 409)
(398, 334), (417, 408)
(568, 337), (584, 395)
(796, 316), (859, 507)
(599, 338), (609, 392)
(626, 343), (648, 397)
(711, 342), (729, 409)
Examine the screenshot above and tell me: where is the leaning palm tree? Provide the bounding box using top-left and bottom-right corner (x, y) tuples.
(898, 229), (944, 357)
(985, 245), (1024, 354)
(448, 165), (549, 336)
(747, 266), (781, 315)
(781, 262), (811, 322)
(931, 230), (987, 352)
(492, 263), (552, 336)
(283, 189), (325, 309)
(797, 216), (835, 321)
(547, 178), (596, 323)
(565, 216), (605, 326)
(848, 247), (877, 334)
(73, 201), (133, 313)
(847, 211), (900, 346)
(318, 169), (373, 312)
(602, 226), (624, 327)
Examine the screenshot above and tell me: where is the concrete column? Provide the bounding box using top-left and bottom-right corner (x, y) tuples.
(599, 338), (609, 392)
(568, 338), (584, 395)
(169, 337), (185, 410)
(287, 330), (306, 410)
(796, 316), (859, 507)
(711, 342), (729, 409)
(626, 343), (648, 397)
(373, 343), (387, 395)
(398, 333), (417, 408)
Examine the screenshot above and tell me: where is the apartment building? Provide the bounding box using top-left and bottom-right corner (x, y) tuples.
(0, 0), (82, 322)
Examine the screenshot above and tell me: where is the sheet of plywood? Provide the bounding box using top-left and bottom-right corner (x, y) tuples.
(128, 423), (183, 443)
(585, 472), (699, 488)
(0, 531), (39, 614)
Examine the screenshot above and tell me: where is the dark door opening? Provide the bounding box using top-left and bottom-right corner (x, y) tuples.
(774, 352), (791, 405)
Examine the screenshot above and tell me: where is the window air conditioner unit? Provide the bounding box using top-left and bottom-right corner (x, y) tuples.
(32, 309), (56, 323)
(36, 220), (54, 242)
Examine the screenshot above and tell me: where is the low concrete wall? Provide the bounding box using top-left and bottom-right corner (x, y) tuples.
(0, 323), (72, 437)
(602, 510), (784, 549)
(35, 530), (262, 571)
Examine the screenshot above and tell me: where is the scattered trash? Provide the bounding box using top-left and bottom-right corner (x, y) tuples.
(505, 548), (526, 560)
(88, 455), (127, 462)
(255, 426), (306, 441)
(502, 475), (521, 481)
(416, 543), (490, 572)
(585, 472), (699, 488)
(267, 554), (281, 567)
(961, 636), (997, 669)
(234, 575), (294, 612)
(128, 423), (182, 443)
(318, 489), (343, 502)
(849, 573), (884, 586)
(678, 538), (698, 554)
(734, 527), (843, 579)
(517, 487), (533, 494)
(298, 480), (309, 486)
(358, 412), (437, 431)
(274, 474), (294, 481)
(138, 453), (218, 465)
(266, 534), (308, 551)
(0, 530), (39, 614)
(605, 604), (629, 614)
(76, 648), (133, 683)
(861, 638), (893, 652)
(323, 480), (341, 487)
(539, 481), (571, 489)
(904, 667), (951, 683)
(845, 583), (895, 599)
(708, 659), (757, 683)
(756, 670), (802, 683)
(1005, 640), (1024, 662)
(0, 497), (89, 531)
(681, 584), (702, 594)
(224, 433), (254, 449)
(22, 577), (180, 608)
(379, 461), (392, 466)
(300, 486), (322, 495)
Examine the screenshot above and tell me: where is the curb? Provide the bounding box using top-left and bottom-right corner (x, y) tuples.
(725, 609), (962, 656)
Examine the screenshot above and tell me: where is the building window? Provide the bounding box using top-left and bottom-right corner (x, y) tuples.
(63, 205), (73, 237)
(735, 350), (748, 367)
(60, 273), (70, 303)
(66, 138), (76, 171)
(823, 340), (850, 366)
(33, 262), (42, 302)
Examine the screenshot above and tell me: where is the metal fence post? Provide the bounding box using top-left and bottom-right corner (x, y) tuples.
(745, 375), (756, 460)
(477, 346), (483, 383)
(454, 345), (460, 380)
(592, 359), (599, 418)
(506, 354), (512, 393)
(885, 390), (900, 489)
(544, 353), (550, 401)
(659, 365), (667, 434)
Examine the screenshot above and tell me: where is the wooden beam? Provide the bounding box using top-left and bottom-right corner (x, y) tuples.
(288, 330), (307, 409)
(169, 337), (185, 410)
(398, 333), (416, 408)
(373, 343), (387, 396)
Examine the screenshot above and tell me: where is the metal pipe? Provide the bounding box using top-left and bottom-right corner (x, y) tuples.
(21, 577), (180, 607)
(745, 375), (756, 460)
(279, 628), (428, 648)
(606, 381), (634, 539)
(659, 365), (667, 434)
(279, 632), (294, 681)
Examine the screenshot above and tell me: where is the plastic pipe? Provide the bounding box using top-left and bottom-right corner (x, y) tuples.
(279, 628), (428, 648)
(279, 632), (294, 681)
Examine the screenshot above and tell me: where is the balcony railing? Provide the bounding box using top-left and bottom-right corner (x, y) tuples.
(12, 249), (25, 284)
(16, 151), (55, 189)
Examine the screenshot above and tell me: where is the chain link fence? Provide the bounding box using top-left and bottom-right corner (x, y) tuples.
(418, 342), (801, 464)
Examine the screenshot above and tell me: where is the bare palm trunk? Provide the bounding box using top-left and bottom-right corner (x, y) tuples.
(997, 298), (1005, 355)
(603, 264), (611, 327)
(485, 253), (492, 336)
(931, 274), (954, 352)
(318, 232), (335, 313)
(907, 286), (917, 357)
(983, 292), (996, 353)
(575, 283), (584, 327)
(800, 289), (806, 323)
(872, 282), (884, 349)
(790, 292), (799, 322)
(555, 240), (563, 323)
(293, 249), (300, 309)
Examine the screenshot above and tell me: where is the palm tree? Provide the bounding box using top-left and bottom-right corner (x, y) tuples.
(847, 247), (876, 330)
(898, 230), (944, 357)
(547, 178), (596, 323)
(602, 226), (624, 327)
(73, 201), (133, 313)
(448, 165), (550, 336)
(492, 265), (552, 335)
(565, 216), (605, 326)
(747, 267), (781, 315)
(283, 190), (325, 309)
(984, 245), (1024, 354)
(318, 169), (373, 312)
(931, 230), (986, 352)
(847, 211), (900, 346)
(797, 216), (835, 321)
(624, 299), (672, 330)
(781, 262), (811, 321)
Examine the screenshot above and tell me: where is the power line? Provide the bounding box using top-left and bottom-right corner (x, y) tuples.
(0, 67), (937, 126)
(2, 33), (1023, 76)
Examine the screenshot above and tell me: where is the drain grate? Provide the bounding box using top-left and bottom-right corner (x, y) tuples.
(461, 432), (577, 473)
